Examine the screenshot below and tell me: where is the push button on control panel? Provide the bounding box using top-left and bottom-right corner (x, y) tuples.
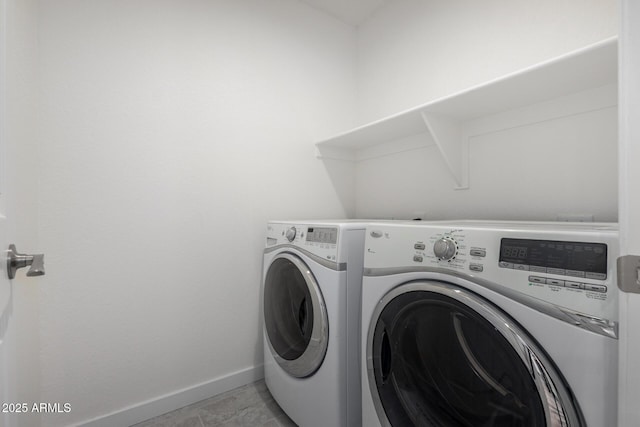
(469, 263), (483, 272)
(470, 249), (486, 257)
(414, 243), (426, 250)
(584, 284), (607, 292)
(413, 255), (424, 263)
(565, 281), (583, 289)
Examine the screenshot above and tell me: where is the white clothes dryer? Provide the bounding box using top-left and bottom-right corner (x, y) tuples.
(361, 221), (618, 427)
(263, 221), (365, 427)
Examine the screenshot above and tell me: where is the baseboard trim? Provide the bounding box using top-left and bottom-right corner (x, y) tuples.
(78, 365), (264, 427)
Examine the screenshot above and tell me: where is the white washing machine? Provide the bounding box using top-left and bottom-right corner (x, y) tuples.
(361, 221), (619, 427)
(263, 220), (365, 427)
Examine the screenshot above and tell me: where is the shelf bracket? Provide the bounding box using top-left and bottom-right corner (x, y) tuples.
(421, 111), (469, 190)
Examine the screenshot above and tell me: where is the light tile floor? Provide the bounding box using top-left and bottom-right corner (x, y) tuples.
(131, 380), (297, 427)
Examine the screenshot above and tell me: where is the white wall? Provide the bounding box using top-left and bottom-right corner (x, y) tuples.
(357, 0), (619, 122)
(353, 0), (619, 221)
(36, 1), (356, 425)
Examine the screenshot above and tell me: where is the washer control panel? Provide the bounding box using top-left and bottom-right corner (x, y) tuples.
(365, 221), (619, 320)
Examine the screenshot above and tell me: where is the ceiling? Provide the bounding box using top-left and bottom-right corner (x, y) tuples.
(299, 0), (390, 26)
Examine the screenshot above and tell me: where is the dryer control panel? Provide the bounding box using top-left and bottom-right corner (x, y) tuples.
(266, 222), (340, 262)
(364, 221), (619, 322)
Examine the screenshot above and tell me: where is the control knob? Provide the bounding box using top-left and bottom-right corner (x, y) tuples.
(433, 238), (457, 261)
(285, 227), (297, 242)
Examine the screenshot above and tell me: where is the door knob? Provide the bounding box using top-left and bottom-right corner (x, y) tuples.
(7, 244), (45, 280)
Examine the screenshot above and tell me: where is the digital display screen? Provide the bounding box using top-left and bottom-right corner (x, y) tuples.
(306, 227), (337, 244)
(502, 246), (528, 259)
(500, 238), (607, 275)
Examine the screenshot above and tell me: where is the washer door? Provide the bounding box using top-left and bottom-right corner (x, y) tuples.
(367, 281), (583, 427)
(264, 252), (329, 378)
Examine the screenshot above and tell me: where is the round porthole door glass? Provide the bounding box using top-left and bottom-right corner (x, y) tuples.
(264, 254), (328, 378)
(368, 283), (579, 427)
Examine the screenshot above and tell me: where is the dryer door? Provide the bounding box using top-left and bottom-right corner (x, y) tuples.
(264, 252), (329, 378)
(367, 280), (583, 427)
